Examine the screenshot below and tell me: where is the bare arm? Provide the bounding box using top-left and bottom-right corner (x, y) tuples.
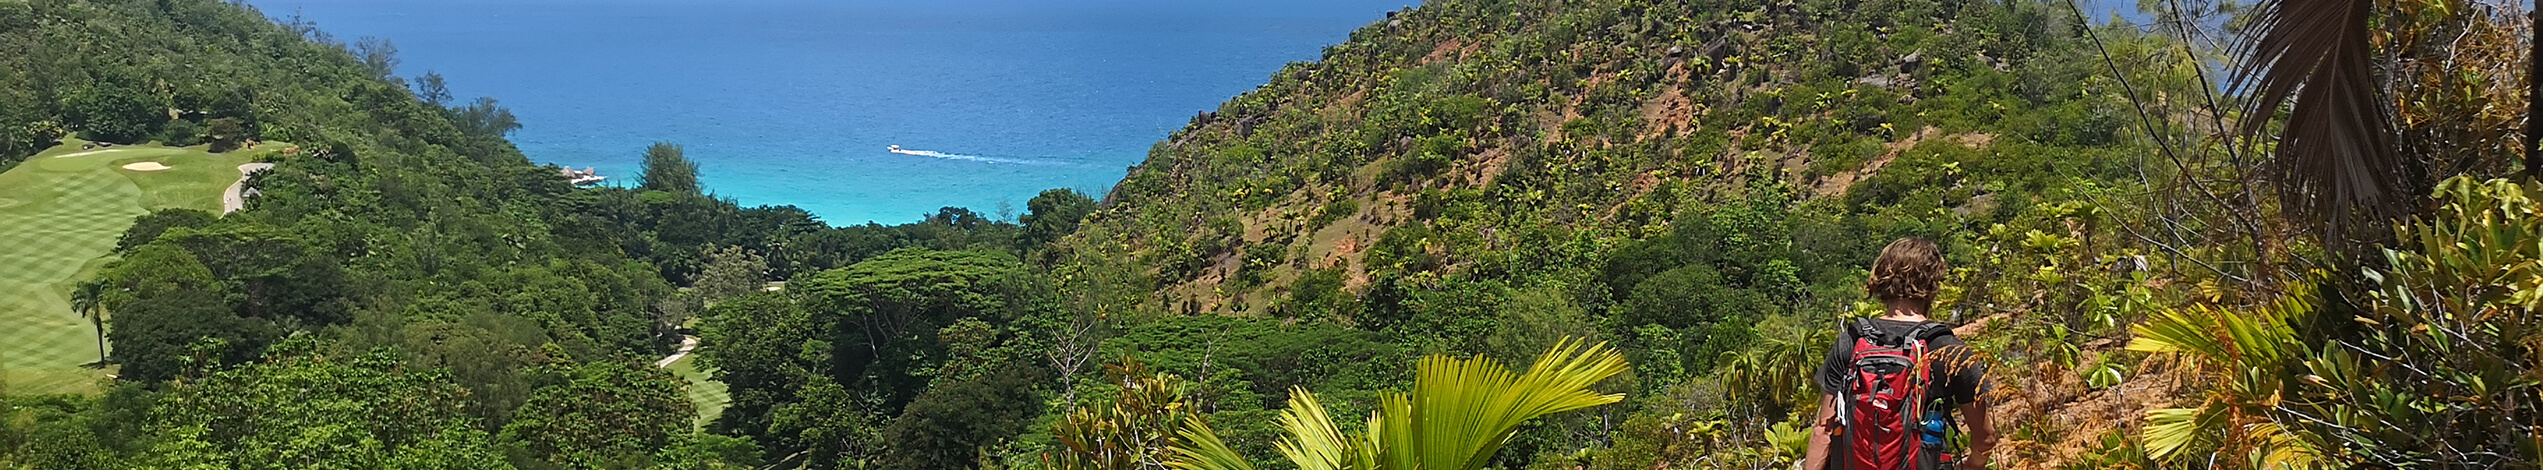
(1957, 401), (1996, 469)
(1802, 394), (1837, 470)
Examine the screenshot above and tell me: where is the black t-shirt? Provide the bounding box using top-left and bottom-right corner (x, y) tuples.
(1814, 318), (1990, 406)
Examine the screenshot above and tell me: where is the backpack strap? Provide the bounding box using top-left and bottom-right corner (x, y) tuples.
(1832, 318), (1868, 433)
(1900, 324), (1935, 470)
(1903, 322), (1953, 344)
(1854, 319), (1953, 348)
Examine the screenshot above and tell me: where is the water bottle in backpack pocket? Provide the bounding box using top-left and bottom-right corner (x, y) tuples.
(1921, 409), (1958, 469)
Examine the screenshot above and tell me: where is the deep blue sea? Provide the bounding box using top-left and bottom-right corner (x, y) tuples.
(243, 0), (1407, 224)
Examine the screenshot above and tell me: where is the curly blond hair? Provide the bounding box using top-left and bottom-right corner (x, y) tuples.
(1867, 238), (1946, 302)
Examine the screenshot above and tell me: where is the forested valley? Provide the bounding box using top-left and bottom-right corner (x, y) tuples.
(2, 0), (2540, 468)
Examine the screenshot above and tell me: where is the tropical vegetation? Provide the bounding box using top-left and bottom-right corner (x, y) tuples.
(0, 0), (2540, 467)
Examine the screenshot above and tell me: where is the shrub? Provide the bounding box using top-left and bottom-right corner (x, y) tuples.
(204, 118), (249, 152)
(158, 119), (203, 146)
(1311, 198), (1359, 229)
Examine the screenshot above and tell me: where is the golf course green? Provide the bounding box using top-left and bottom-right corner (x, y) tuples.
(664, 351), (731, 430)
(0, 140), (277, 394)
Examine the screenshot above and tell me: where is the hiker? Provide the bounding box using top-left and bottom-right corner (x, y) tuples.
(1802, 238), (1996, 470)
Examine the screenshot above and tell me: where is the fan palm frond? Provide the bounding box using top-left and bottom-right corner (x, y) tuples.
(2126, 289), (2310, 366)
(2231, 0), (2409, 239)
(2140, 405), (2225, 460)
(1271, 388), (1373, 470)
(1395, 337), (1630, 470)
(2128, 284), (2325, 466)
(1167, 338), (1630, 470)
(1167, 415), (1258, 470)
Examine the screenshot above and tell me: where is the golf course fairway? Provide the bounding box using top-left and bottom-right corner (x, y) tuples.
(0, 141), (276, 395)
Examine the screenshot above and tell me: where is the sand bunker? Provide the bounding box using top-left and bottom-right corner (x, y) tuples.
(121, 162), (170, 171)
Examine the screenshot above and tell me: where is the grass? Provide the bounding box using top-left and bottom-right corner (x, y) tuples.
(664, 351), (731, 431)
(0, 140), (276, 395)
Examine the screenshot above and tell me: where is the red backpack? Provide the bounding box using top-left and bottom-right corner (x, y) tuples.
(1834, 319), (1952, 470)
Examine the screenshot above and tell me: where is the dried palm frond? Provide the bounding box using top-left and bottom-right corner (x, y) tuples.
(2229, 0), (2409, 243)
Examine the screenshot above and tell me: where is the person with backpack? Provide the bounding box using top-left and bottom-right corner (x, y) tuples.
(1802, 238), (1996, 470)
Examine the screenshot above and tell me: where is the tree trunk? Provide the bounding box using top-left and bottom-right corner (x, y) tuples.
(94, 317), (106, 365)
(2528, 9), (2542, 180)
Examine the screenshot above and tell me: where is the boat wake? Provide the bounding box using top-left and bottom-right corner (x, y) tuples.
(888, 145), (1045, 165)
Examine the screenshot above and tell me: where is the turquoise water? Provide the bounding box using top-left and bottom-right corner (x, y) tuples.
(245, 0), (1404, 224)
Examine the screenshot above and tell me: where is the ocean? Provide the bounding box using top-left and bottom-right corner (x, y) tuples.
(243, 0), (1408, 224)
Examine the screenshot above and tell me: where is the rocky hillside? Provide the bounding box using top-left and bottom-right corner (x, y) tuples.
(1051, 0), (2217, 466)
(1067, 0), (2140, 314)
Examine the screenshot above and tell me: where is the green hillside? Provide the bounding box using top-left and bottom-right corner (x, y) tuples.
(0, 0), (721, 466)
(0, 0), (2534, 468)
(1069, 0), (2143, 315)
(1041, 0), (2533, 467)
(0, 1), (1054, 467)
(1045, 0), (2173, 463)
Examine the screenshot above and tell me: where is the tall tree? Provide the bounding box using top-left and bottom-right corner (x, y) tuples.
(414, 71), (453, 107)
(204, 118), (249, 152)
(640, 142), (702, 194)
(354, 36), (400, 79)
(881, 363), (1048, 470)
(799, 249), (1033, 407)
(64, 73), (165, 144)
(70, 280), (105, 364)
(1021, 188), (1098, 248)
(692, 245), (769, 304)
(158, 224), (352, 327)
(696, 292), (819, 438)
(450, 97), (522, 138)
(97, 245), (266, 384)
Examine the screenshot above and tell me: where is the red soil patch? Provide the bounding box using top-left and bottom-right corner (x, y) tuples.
(1812, 126), (1960, 197)
(1638, 85), (1698, 140)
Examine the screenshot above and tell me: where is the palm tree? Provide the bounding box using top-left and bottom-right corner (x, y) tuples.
(69, 280), (105, 365)
(2127, 286), (2325, 467)
(1166, 338), (1630, 470)
(1721, 315), (1835, 417)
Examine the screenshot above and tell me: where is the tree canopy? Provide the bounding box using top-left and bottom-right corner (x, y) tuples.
(640, 142), (701, 194)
